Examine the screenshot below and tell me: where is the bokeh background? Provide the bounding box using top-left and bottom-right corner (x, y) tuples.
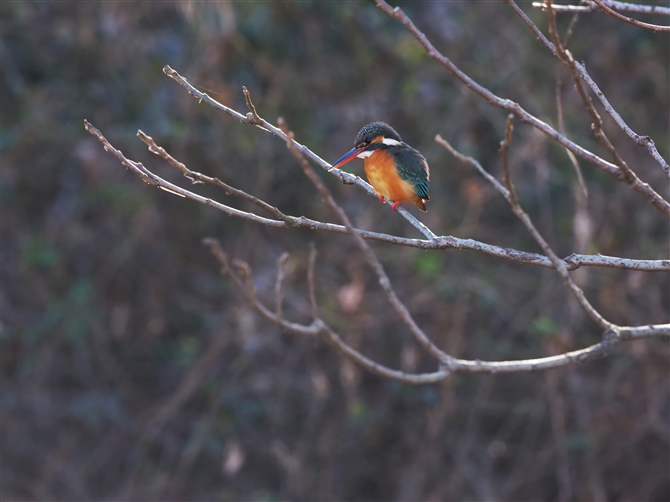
(3, 1), (669, 500)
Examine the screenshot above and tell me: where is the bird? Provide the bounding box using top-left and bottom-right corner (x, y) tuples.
(329, 122), (430, 212)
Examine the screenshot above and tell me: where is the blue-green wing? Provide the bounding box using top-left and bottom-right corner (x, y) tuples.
(394, 145), (430, 200)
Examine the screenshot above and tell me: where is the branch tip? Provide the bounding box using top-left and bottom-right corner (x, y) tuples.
(242, 85), (261, 124)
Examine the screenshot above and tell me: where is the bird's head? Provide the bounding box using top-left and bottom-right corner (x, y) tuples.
(329, 122), (402, 172)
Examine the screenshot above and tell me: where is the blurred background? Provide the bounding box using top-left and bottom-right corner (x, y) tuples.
(2, 1), (669, 500)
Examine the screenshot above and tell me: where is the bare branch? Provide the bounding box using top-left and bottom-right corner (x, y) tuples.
(137, 130), (288, 221)
(592, 0), (670, 31)
(499, 114), (517, 204)
(508, 0), (670, 178)
(562, 254), (668, 270)
(317, 321), (452, 383)
(88, 119), (670, 381)
(203, 238), (319, 337)
(555, 58), (589, 198)
(619, 324), (670, 338)
(532, 1), (670, 15)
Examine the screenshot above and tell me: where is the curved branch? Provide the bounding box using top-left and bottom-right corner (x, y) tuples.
(532, 1), (670, 15)
(203, 238), (670, 384)
(591, 0), (670, 31)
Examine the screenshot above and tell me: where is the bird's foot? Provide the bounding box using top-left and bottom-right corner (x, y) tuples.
(378, 195), (386, 204)
(391, 201), (402, 211)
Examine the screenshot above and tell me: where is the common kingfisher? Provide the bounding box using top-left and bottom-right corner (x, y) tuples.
(329, 122), (430, 212)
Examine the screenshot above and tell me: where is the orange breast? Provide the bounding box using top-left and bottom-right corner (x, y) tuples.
(364, 150), (418, 203)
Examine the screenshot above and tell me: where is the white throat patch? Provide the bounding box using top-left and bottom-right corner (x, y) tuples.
(357, 150), (373, 158)
(381, 137), (401, 146)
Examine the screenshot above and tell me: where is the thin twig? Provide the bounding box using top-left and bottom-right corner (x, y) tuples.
(532, 1), (670, 15)
(508, 0), (670, 178)
(550, 2), (589, 198)
(591, 0), (670, 31)
(436, 134), (509, 198)
(499, 114), (518, 204)
(242, 85), (262, 125)
(203, 238), (318, 337)
(137, 130), (288, 221)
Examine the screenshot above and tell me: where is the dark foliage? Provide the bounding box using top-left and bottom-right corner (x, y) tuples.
(2, 1), (669, 500)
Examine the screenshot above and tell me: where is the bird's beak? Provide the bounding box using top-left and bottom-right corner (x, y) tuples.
(328, 146), (366, 172)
